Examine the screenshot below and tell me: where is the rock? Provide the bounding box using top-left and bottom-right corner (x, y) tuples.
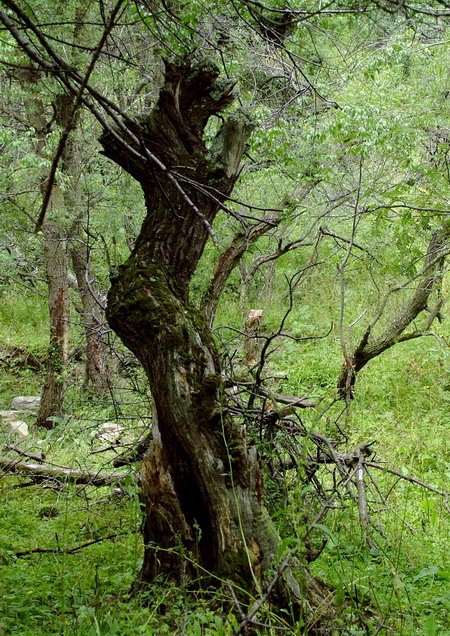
(11, 396), (41, 413)
(95, 423), (123, 443)
(0, 411), (22, 421)
(8, 421), (29, 438)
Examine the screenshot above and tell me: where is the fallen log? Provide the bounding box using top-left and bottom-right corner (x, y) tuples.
(0, 456), (132, 486)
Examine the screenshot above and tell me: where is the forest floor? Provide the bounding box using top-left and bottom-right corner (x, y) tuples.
(0, 294), (449, 635)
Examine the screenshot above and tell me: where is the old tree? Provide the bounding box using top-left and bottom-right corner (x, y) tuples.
(0, 0), (307, 603)
(4, 0), (450, 621)
(103, 62), (281, 589)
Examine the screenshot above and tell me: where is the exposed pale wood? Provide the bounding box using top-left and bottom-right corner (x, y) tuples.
(258, 388), (317, 409)
(0, 456), (130, 486)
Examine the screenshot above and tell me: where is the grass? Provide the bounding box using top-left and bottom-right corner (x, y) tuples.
(0, 285), (49, 351)
(1, 277), (450, 635)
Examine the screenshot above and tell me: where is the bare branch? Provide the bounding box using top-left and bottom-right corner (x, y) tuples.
(14, 532), (131, 558)
(35, 0), (126, 232)
(0, 456), (132, 486)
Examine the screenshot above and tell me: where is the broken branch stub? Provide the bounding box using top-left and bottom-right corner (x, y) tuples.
(244, 309), (264, 365)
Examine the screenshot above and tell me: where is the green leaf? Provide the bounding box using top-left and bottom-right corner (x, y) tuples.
(412, 566), (441, 581)
(423, 615), (437, 636)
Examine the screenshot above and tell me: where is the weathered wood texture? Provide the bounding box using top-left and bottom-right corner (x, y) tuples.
(0, 456), (127, 486)
(101, 60), (299, 598)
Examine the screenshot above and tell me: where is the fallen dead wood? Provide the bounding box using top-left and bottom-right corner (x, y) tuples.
(258, 388), (317, 409)
(14, 531), (132, 557)
(306, 448), (449, 503)
(4, 444), (45, 463)
(0, 456), (132, 486)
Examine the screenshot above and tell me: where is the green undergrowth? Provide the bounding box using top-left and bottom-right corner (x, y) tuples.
(1, 280), (450, 635)
(278, 338), (450, 634)
(0, 285), (49, 351)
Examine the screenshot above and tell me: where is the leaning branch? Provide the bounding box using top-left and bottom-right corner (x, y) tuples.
(200, 182), (319, 326)
(35, 0), (126, 231)
(337, 222), (450, 399)
(366, 461), (450, 510)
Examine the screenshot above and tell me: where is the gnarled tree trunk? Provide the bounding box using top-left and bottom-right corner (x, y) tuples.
(102, 60), (300, 599)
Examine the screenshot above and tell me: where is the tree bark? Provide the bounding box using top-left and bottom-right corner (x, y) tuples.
(37, 219), (69, 428)
(102, 59), (300, 599)
(17, 67), (71, 429)
(70, 230), (109, 394)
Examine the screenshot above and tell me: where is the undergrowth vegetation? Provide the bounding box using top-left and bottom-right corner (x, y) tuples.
(1, 2), (450, 634)
(1, 271), (449, 634)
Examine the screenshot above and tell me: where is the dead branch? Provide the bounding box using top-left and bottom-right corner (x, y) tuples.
(319, 226), (381, 264)
(354, 445), (372, 543)
(14, 532), (131, 557)
(231, 555), (295, 635)
(35, 0), (125, 232)
(366, 461), (450, 512)
(244, 193), (349, 285)
(257, 388), (317, 408)
(0, 456), (131, 486)
(4, 445), (45, 463)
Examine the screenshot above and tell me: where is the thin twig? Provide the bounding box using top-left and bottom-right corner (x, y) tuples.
(14, 532), (130, 557)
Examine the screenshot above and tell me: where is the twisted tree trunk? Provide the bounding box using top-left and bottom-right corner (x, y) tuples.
(102, 60), (300, 598)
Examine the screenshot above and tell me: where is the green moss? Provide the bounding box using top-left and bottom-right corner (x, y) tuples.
(109, 262), (180, 333)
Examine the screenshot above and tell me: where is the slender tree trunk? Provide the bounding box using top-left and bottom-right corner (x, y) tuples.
(37, 219), (69, 428)
(70, 229), (109, 394)
(56, 67), (109, 396)
(17, 67), (71, 428)
(21, 7), (107, 421)
(36, 92), (74, 427)
(102, 60), (301, 600)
